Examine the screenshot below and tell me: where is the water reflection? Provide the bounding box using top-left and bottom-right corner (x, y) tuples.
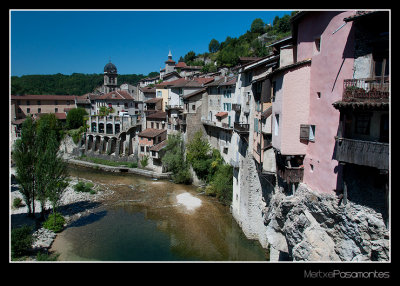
(51, 165), (267, 261)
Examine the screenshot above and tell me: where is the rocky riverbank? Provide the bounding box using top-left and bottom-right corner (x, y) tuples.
(10, 167), (114, 260)
(264, 183), (390, 261)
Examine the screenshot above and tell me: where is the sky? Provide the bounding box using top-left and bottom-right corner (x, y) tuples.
(10, 10), (293, 77)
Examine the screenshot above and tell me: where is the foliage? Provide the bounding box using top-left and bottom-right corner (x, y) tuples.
(11, 72), (158, 96)
(43, 212), (65, 233)
(68, 125), (87, 144)
(208, 164), (233, 205)
(185, 131), (225, 182)
(98, 106), (114, 116)
(66, 107), (88, 130)
(11, 225), (33, 258)
(250, 18), (265, 34)
(208, 38), (220, 53)
(12, 116), (37, 217)
(201, 63), (218, 73)
(35, 117), (69, 220)
(183, 51), (196, 65)
(161, 133), (192, 184)
(140, 155), (149, 168)
(74, 181), (94, 193)
(36, 251), (60, 261)
(13, 197), (23, 208)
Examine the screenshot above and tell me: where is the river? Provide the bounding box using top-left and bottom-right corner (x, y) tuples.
(50, 165), (268, 261)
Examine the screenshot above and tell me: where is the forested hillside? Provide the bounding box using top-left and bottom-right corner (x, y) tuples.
(11, 72), (159, 96)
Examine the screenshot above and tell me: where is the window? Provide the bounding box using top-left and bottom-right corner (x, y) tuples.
(300, 124), (316, 141)
(317, 92), (321, 99)
(27, 108), (30, 114)
(272, 81), (277, 102)
(355, 113), (371, 135)
(27, 100), (30, 106)
(254, 118), (259, 133)
(274, 114), (279, 136)
(156, 123), (160, 129)
(192, 104), (196, 111)
(157, 91), (162, 98)
(37, 100), (41, 105)
(314, 37), (321, 53)
(55, 108), (58, 112)
(38, 108), (41, 113)
(140, 146), (145, 152)
(55, 100), (58, 105)
(151, 122), (154, 128)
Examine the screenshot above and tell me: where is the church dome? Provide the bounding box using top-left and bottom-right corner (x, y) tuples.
(104, 62), (117, 73)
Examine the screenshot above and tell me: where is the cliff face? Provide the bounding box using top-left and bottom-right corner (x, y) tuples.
(264, 183), (390, 261)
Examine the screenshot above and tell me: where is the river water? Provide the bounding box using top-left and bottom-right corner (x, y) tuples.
(50, 165), (268, 262)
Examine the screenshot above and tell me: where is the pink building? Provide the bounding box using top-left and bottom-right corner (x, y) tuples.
(271, 11), (356, 194)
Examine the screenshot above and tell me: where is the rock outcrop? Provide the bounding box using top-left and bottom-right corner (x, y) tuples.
(264, 183), (389, 261)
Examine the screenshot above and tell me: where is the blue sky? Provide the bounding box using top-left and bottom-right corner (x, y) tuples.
(10, 10), (293, 77)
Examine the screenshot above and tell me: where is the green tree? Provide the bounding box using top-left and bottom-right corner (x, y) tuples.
(66, 107), (88, 129)
(184, 51), (196, 65)
(250, 18), (265, 34)
(161, 133), (192, 184)
(208, 38), (220, 53)
(12, 116), (37, 217)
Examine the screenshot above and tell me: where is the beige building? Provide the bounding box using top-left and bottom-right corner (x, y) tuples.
(11, 94), (76, 120)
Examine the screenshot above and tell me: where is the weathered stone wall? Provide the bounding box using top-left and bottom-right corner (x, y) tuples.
(264, 183), (389, 261)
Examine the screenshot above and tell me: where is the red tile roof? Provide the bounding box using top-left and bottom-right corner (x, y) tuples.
(98, 90), (134, 100)
(215, 112), (228, 117)
(138, 128), (167, 138)
(175, 62), (187, 68)
(11, 94), (76, 101)
(146, 111), (167, 120)
(182, 88), (206, 100)
(145, 97), (163, 104)
(149, 140), (168, 152)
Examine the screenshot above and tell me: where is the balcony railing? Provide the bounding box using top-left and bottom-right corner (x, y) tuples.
(334, 137), (389, 170)
(232, 103), (241, 112)
(233, 122), (250, 134)
(343, 78), (389, 102)
(277, 166), (304, 183)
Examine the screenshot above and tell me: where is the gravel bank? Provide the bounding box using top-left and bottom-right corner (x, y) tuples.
(10, 167), (114, 260)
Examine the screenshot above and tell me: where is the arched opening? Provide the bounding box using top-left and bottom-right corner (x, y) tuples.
(91, 122), (97, 132)
(106, 123), (113, 134)
(99, 123), (104, 133)
(115, 123), (120, 134)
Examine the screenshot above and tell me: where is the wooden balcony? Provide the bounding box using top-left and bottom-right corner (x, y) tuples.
(342, 78), (389, 102)
(277, 166), (304, 184)
(334, 137), (389, 170)
(232, 103), (241, 112)
(233, 122), (250, 134)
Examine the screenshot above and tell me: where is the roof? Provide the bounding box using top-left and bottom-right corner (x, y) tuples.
(139, 86), (156, 93)
(175, 61), (187, 68)
(104, 62), (117, 73)
(98, 90), (134, 100)
(149, 140), (168, 152)
(205, 76), (236, 87)
(261, 105), (272, 119)
(11, 118), (27, 125)
(332, 101), (389, 110)
(182, 88), (206, 100)
(156, 77), (214, 88)
(215, 111), (228, 117)
(11, 94), (76, 101)
(145, 97), (162, 104)
(165, 59), (176, 64)
(138, 128), (166, 138)
(146, 111), (167, 120)
(343, 11), (381, 22)
(35, 112), (67, 120)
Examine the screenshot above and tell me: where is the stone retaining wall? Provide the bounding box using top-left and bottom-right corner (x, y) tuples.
(67, 158), (172, 179)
